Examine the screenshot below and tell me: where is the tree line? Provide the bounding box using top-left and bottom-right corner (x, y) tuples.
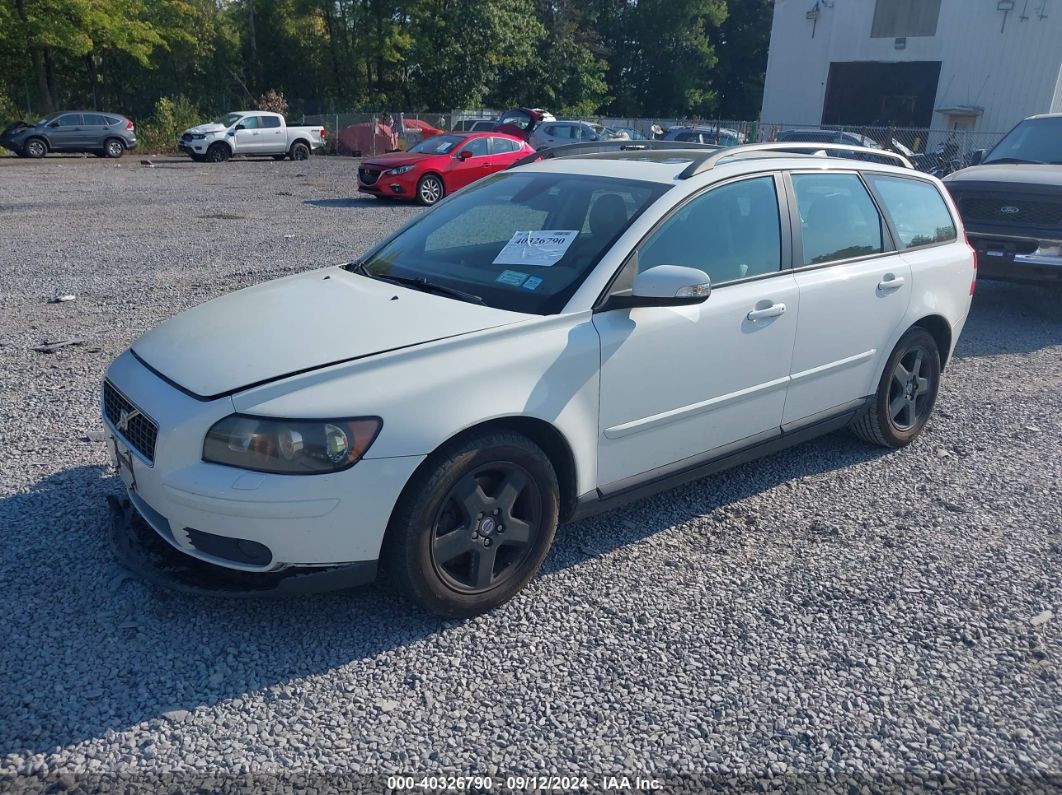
(0, 0), (772, 122)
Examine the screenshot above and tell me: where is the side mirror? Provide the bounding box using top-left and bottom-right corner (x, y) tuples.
(969, 148), (985, 165)
(589, 134), (599, 141)
(629, 265), (712, 306)
(457, 149), (474, 160)
(234, 123), (246, 132)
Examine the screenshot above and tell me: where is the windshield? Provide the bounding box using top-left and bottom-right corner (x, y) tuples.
(408, 134), (467, 155)
(352, 172), (669, 314)
(212, 113), (243, 127)
(985, 117), (1062, 165)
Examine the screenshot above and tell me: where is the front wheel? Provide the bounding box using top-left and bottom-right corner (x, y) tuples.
(206, 143), (230, 163)
(416, 174), (445, 206)
(24, 138), (47, 158)
(851, 326), (941, 448)
(384, 431), (559, 617)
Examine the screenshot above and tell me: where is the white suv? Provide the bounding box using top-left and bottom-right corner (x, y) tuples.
(102, 143), (975, 616)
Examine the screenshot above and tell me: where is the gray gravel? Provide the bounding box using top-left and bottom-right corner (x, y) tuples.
(1, 155), (1060, 791)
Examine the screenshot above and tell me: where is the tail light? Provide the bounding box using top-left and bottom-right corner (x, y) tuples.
(965, 233), (977, 296)
(321, 127), (328, 139)
(126, 119), (135, 131)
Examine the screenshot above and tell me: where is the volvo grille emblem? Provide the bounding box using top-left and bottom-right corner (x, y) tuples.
(116, 408), (140, 432)
(1000, 206), (1020, 215)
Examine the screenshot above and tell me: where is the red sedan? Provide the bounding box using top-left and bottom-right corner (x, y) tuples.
(357, 132), (534, 205)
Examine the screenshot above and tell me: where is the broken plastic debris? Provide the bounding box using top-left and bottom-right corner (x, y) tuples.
(33, 338), (84, 353)
(48, 294), (76, 303)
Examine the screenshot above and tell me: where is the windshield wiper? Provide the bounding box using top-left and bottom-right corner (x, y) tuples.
(983, 157), (1044, 165)
(349, 265), (484, 305)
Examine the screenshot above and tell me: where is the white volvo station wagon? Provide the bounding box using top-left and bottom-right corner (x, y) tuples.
(102, 143), (976, 616)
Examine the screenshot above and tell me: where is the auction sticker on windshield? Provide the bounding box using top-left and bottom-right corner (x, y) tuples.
(493, 230), (579, 267)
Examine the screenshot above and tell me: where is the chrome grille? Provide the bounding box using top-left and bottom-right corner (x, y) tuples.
(358, 167), (380, 186)
(103, 380), (158, 463)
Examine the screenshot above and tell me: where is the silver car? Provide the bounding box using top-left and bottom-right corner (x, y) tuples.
(0, 111), (137, 159)
(528, 120), (618, 150)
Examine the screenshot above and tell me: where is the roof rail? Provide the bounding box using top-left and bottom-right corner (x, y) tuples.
(508, 139), (721, 170)
(677, 142), (913, 179)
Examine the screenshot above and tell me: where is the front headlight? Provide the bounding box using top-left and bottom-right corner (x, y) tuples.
(384, 164), (415, 175)
(203, 415), (382, 474)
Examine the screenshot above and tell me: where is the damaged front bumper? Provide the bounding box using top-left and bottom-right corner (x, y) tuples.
(106, 495), (379, 597)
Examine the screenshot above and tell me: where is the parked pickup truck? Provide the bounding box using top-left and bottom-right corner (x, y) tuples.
(944, 114), (1062, 284)
(178, 111), (326, 163)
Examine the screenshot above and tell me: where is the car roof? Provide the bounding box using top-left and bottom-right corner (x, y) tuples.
(516, 146), (924, 185)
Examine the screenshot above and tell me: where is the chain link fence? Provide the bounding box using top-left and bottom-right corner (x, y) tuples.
(305, 109), (1006, 175)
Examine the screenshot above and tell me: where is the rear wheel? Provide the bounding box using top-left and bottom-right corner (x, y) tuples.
(384, 431), (559, 617)
(103, 138), (125, 158)
(851, 327), (941, 448)
(24, 138), (47, 158)
(416, 174), (445, 206)
(290, 142), (310, 161)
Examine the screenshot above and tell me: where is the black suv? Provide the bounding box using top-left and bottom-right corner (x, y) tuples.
(944, 114), (1062, 284)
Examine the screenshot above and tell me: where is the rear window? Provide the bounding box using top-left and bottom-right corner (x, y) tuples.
(105, 116), (121, 126)
(867, 175), (956, 248)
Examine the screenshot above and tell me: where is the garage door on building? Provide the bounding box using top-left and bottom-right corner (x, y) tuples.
(822, 61), (942, 128)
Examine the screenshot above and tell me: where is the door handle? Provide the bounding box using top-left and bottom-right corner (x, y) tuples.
(747, 303), (786, 321)
(878, 274), (905, 290)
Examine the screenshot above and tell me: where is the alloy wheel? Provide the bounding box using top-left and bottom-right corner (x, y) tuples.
(429, 463), (541, 594)
(106, 140), (124, 158)
(25, 140), (45, 158)
(419, 176), (443, 205)
(888, 347), (933, 430)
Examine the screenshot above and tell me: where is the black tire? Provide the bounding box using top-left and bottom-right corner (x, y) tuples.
(383, 431), (560, 617)
(189, 152), (207, 163)
(416, 174), (445, 206)
(290, 142), (310, 161)
(24, 138), (47, 159)
(272, 154), (287, 161)
(206, 142), (230, 163)
(103, 138), (125, 158)
(851, 326), (941, 449)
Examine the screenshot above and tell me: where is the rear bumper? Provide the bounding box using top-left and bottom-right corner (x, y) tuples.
(968, 232), (1062, 284)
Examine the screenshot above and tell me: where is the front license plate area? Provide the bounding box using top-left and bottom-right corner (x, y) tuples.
(112, 437), (138, 491)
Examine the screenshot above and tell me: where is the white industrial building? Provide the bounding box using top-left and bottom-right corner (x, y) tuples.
(760, 0), (1062, 134)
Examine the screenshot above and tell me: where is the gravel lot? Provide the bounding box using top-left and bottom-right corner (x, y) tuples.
(0, 154), (1060, 791)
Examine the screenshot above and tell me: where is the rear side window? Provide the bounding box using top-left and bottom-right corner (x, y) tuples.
(490, 137), (519, 154)
(105, 116), (121, 125)
(792, 173), (885, 265)
(83, 114), (107, 126)
(261, 116), (281, 128)
(866, 175), (956, 248)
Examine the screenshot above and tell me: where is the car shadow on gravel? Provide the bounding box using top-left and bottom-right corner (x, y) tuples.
(955, 281), (1062, 359)
(304, 198), (384, 209)
(1, 429), (890, 756)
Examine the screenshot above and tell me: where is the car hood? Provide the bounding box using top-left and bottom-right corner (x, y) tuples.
(945, 164), (1062, 188)
(132, 267), (528, 398)
(360, 152), (434, 169)
(184, 122), (228, 135)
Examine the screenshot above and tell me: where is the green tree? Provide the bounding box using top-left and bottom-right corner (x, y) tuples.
(598, 0), (727, 118)
(711, 0), (772, 119)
